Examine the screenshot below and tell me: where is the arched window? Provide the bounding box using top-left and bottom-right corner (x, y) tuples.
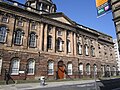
(85, 45), (89, 56)
(27, 59), (35, 75)
(112, 66), (116, 76)
(67, 63), (72, 75)
(101, 65), (105, 76)
(14, 29), (23, 45)
(29, 32), (37, 47)
(10, 58), (20, 75)
(93, 64), (97, 75)
(57, 38), (63, 51)
(67, 40), (71, 53)
(78, 42), (82, 55)
(0, 58), (2, 75)
(47, 35), (52, 49)
(79, 63), (83, 75)
(0, 26), (7, 43)
(48, 61), (54, 75)
(86, 63), (90, 75)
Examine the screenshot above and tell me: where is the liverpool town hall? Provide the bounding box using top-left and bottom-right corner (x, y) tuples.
(0, 0), (118, 80)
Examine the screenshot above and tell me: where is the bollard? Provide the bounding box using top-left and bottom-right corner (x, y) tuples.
(40, 76), (45, 86)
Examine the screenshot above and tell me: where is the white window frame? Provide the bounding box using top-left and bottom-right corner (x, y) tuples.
(85, 45), (89, 56)
(0, 26), (7, 43)
(93, 65), (97, 75)
(48, 61), (54, 75)
(0, 58), (2, 75)
(11, 59), (20, 75)
(67, 63), (72, 75)
(29, 33), (37, 47)
(27, 60), (35, 75)
(79, 63), (83, 75)
(67, 40), (71, 53)
(86, 64), (90, 75)
(78, 43), (82, 55)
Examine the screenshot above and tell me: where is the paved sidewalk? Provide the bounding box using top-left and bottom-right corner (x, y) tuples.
(0, 80), (97, 90)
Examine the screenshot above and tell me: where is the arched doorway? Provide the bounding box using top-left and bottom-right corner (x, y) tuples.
(57, 61), (65, 79)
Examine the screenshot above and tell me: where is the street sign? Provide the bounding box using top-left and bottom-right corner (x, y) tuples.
(96, 0), (111, 17)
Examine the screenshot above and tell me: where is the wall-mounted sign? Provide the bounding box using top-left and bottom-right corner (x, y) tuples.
(96, 0), (111, 17)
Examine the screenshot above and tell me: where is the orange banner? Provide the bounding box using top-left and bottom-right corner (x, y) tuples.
(96, 0), (108, 7)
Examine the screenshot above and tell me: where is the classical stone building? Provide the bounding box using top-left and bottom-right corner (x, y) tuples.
(0, 0), (117, 80)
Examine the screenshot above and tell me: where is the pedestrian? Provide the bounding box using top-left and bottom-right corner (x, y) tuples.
(5, 70), (15, 84)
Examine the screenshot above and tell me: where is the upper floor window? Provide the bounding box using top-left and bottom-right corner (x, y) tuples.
(91, 46), (95, 56)
(48, 61), (54, 75)
(78, 42), (82, 55)
(10, 58), (20, 75)
(67, 40), (71, 53)
(57, 38), (63, 51)
(31, 22), (37, 30)
(48, 25), (53, 33)
(29, 32), (37, 48)
(14, 29), (24, 45)
(0, 58), (2, 75)
(17, 20), (23, 27)
(93, 64), (97, 75)
(1, 16), (8, 23)
(57, 28), (62, 36)
(27, 59), (35, 75)
(67, 63), (72, 75)
(0, 26), (7, 43)
(47, 35), (52, 49)
(85, 45), (89, 56)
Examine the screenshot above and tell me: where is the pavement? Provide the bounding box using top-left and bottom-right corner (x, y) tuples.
(0, 80), (96, 90)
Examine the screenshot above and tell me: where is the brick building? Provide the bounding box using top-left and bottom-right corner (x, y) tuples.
(0, 0), (117, 80)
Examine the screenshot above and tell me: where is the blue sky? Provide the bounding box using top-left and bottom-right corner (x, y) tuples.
(17, 0), (116, 39)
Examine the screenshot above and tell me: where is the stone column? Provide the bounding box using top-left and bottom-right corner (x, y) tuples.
(52, 26), (56, 52)
(64, 30), (67, 54)
(71, 32), (74, 55)
(39, 23), (44, 51)
(73, 33), (77, 56)
(44, 24), (48, 52)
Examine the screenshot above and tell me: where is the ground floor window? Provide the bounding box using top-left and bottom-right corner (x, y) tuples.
(10, 59), (20, 75)
(0, 58), (2, 75)
(67, 63), (72, 75)
(79, 63), (83, 75)
(48, 61), (54, 75)
(86, 63), (90, 75)
(27, 59), (35, 75)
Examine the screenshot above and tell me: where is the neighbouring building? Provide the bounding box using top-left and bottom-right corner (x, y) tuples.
(111, 0), (120, 51)
(113, 39), (120, 71)
(0, 0), (118, 80)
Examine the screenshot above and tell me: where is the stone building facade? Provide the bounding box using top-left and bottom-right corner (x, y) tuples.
(0, 0), (117, 80)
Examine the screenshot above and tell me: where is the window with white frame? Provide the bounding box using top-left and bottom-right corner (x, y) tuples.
(14, 30), (23, 45)
(67, 63), (72, 75)
(0, 58), (2, 75)
(57, 38), (63, 51)
(1, 16), (8, 23)
(11, 59), (20, 75)
(78, 43), (82, 55)
(47, 35), (52, 49)
(48, 61), (54, 75)
(67, 40), (71, 53)
(27, 60), (35, 75)
(93, 64), (97, 75)
(85, 45), (89, 56)
(113, 66), (116, 76)
(29, 32), (37, 47)
(79, 63), (83, 75)
(86, 64), (90, 75)
(0, 26), (7, 43)
(101, 65), (105, 76)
